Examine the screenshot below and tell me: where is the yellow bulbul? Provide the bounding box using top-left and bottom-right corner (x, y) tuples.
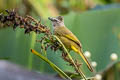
(48, 16), (93, 72)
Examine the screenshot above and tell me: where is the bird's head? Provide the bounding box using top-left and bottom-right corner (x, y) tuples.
(48, 16), (65, 28)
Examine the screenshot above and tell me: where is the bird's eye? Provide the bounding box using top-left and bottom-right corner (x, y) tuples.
(57, 16), (63, 21)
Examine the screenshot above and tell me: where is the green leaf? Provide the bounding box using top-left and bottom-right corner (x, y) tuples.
(31, 49), (72, 80)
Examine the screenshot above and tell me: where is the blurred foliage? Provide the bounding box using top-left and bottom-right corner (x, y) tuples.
(0, 0), (120, 79)
(102, 61), (120, 80)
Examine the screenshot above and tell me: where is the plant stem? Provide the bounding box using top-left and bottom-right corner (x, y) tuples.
(28, 33), (36, 69)
(31, 49), (72, 80)
(54, 35), (87, 80)
(41, 41), (47, 57)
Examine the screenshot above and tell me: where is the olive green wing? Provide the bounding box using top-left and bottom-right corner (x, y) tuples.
(64, 32), (82, 47)
(54, 26), (82, 47)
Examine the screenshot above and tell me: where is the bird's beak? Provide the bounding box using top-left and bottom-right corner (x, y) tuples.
(48, 17), (55, 21)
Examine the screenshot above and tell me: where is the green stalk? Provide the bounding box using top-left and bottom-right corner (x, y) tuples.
(41, 41), (47, 57)
(54, 35), (87, 80)
(31, 49), (72, 80)
(28, 32), (36, 69)
(39, 41), (47, 72)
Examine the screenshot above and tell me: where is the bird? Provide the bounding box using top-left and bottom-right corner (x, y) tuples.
(48, 16), (93, 72)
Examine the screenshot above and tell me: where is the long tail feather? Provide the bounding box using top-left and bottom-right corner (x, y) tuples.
(71, 45), (93, 72)
(78, 50), (93, 72)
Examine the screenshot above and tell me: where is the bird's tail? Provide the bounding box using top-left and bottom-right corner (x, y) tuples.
(78, 50), (93, 72)
(71, 45), (93, 72)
